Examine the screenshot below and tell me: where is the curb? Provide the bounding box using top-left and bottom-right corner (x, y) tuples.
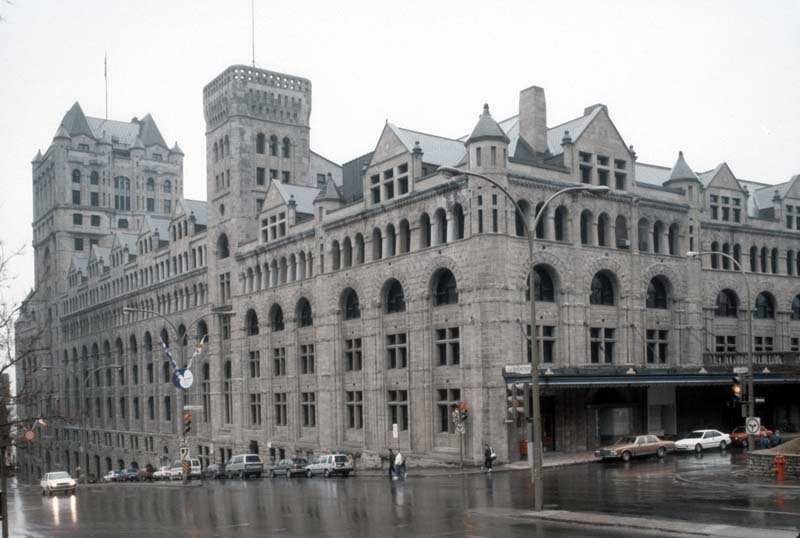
(675, 472), (800, 490)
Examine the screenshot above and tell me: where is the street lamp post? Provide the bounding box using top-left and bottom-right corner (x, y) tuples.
(439, 165), (608, 511)
(687, 250), (756, 451)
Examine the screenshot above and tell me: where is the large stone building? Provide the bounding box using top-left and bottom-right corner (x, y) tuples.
(15, 64), (800, 480)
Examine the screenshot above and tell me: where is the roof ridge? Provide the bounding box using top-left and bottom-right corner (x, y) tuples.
(396, 126), (462, 143)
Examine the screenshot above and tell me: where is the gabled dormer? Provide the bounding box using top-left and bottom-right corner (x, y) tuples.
(258, 180), (321, 243)
(698, 162), (747, 225)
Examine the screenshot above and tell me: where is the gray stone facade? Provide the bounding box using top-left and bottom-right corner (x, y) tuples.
(15, 64), (800, 480)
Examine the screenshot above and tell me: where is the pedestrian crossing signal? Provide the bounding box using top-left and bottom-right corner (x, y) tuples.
(731, 376), (743, 402)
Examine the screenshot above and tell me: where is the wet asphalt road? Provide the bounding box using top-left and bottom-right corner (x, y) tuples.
(8, 450), (799, 537)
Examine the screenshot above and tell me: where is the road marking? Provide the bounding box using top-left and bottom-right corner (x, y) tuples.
(721, 507), (800, 517)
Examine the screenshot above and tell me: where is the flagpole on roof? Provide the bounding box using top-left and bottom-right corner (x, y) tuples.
(104, 52), (108, 120)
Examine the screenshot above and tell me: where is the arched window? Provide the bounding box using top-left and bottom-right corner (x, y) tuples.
(129, 335), (138, 354)
(787, 250), (795, 276)
(452, 203), (465, 240)
(528, 266), (555, 302)
(213, 142), (218, 162)
(535, 203), (546, 239)
(217, 233), (229, 259)
(372, 228), (382, 260)
(385, 280), (405, 313)
(331, 240), (341, 270)
(590, 271), (615, 306)
(270, 304), (284, 331)
(597, 213), (610, 247)
(256, 133), (266, 154)
(754, 292), (775, 319)
(143, 332), (152, 352)
(637, 218), (650, 252)
(515, 200), (529, 237)
(760, 247), (768, 273)
(710, 242), (720, 269)
(269, 135), (278, 156)
(398, 220), (411, 253)
(282, 137), (291, 158)
(771, 248), (779, 274)
(750, 246), (758, 272)
(297, 298), (313, 327)
(163, 179), (172, 193)
(733, 244), (741, 267)
(196, 320), (209, 343)
(355, 234), (365, 264)
(72, 169), (81, 183)
(715, 289), (738, 318)
(160, 328), (169, 348)
(433, 269), (458, 306)
(342, 288), (361, 320)
(245, 309), (259, 336)
(342, 237), (353, 268)
(721, 243), (731, 270)
(615, 215), (629, 249)
(385, 225), (396, 257)
(580, 210), (593, 245)
(653, 221), (665, 254)
(791, 295), (800, 320)
(146, 177), (155, 192)
(668, 223), (679, 255)
(555, 206), (568, 242)
(224, 136), (229, 157)
(434, 208), (447, 245)
(90, 171), (99, 185)
(177, 324), (187, 346)
(646, 277), (669, 309)
(419, 213), (431, 247)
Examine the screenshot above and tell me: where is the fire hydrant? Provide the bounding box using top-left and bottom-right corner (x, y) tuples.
(774, 455), (786, 482)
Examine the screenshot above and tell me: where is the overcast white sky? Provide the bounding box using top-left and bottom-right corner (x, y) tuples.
(1, 0), (798, 306)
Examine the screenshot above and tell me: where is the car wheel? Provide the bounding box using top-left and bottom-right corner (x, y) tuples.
(657, 447), (667, 459)
(621, 451), (632, 462)
(694, 444), (703, 454)
(719, 441), (727, 450)
(324, 469), (331, 478)
(306, 469), (313, 478)
(286, 469), (292, 478)
(255, 473), (262, 479)
(343, 471), (350, 478)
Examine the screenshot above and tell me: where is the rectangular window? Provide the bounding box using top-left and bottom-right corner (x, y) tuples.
(249, 394), (262, 426)
(72, 214), (83, 225)
(346, 391), (363, 429)
(90, 215), (101, 227)
(754, 336), (774, 353)
(790, 337), (799, 352)
(646, 329), (669, 364)
(384, 180), (394, 200)
(74, 238), (84, 251)
(147, 363), (154, 384)
(715, 335), (736, 353)
(386, 333), (408, 369)
(164, 200), (171, 214)
(299, 344), (315, 374)
(281, 171), (290, 183)
(597, 169), (609, 186)
(437, 388), (461, 433)
(398, 176), (409, 195)
(248, 350), (261, 378)
(733, 209), (741, 223)
(711, 205), (718, 220)
(272, 347), (286, 376)
(221, 315), (230, 340)
(492, 194), (498, 232)
(344, 338), (363, 371)
(270, 169), (278, 180)
(147, 397), (154, 420)
(614, 172), (626, 190)
(132, 365), (139, 385)
(490, 146), (497, 166)
(274, 392), (287, 426)
(72, 191), (81, 205)
(90, 192), (99, 206)
(527, 325), (556, 363)
(475, 147), (481, 166)
(219, 272), (231, 302)
(387, 390), (408, 431)
(722, 207), (730, 221)
(614, 159), (626, 170)
(597, 155), (609, 166)
(256, 198), (264, 213)
(477, 195), (483, 234)
(579, 151), (592, 163)
(146, 198), (155, 212)
(256, 167), (266, 186)
(435, 327), (460, 366)
(301, 392), (316, 427)
(133, 397), (140, 420)
(590, 327), (615, 364)
(119, 398), (126, 419)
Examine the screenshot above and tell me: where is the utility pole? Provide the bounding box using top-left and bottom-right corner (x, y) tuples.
(0, 382), (9, 538)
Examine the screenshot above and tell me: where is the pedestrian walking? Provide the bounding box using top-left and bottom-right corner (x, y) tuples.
(394, 451), (406, 479)
(483, 444), (495, 473)
(388, 449), (395, 478)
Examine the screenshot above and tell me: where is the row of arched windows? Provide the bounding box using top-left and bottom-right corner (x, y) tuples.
(145, 177), (171, 193)
(212, 135), (230, 162)
(255, 133), (291, 158)
(241, 250), (315, 293)
(706, 242), (800, 276)
(715, 290), (800, 320)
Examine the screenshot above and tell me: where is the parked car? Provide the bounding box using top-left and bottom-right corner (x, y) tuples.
(305, 454), (353, 478)
(84, 474), (98, 484)
(226, 454), (264, 479)
(153, 466), (172, 481)
(138, 465), (156, 481)
(41, 471), (77, 496)
(674, 429), (731, 453)
(203, 463), (227, 479)
(270, 458), (308, 478)
(595, 435), (674, 462)
(169, 461), (183, 481)
(730, 426), (773, 447)
(119, 468), (140, 482)
(102, 470), (120, 483)
(185, 459), (202, 480)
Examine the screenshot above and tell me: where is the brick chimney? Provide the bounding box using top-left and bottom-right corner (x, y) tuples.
(518, 86), (547, 154)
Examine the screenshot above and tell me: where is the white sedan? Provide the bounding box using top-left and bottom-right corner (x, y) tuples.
(153, 466), (172, 481)
(674, 429), (731, 453)
(41, 471), (77, 496)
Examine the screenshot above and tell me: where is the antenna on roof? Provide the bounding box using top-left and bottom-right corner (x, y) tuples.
(104, 52), (108, 120)
(251, 0), (255, 67)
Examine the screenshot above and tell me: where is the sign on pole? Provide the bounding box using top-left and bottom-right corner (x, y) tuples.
(180, 446), (189, 460)
(392, 423), (398, 439)
(178, 436), (188, 447)
(455, 422), (465, 435)
(745, 417), (761, 435)
(733, 366), (749, 374)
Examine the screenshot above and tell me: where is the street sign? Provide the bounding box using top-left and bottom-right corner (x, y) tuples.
(455, 422), (465, 435)
(755, 397), (765, 404)
(733, 367), (749, 374)
(392, 423), (398, 439)
(183, 405), (204, 411)
(180, 447), (189, 460)
(745, 417), (761, 435)
(172, 368), (194, 389)
(179, 436), (188, 447)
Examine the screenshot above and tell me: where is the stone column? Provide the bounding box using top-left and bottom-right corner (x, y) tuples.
(446, 213), (455, 242)
(544, 211), (555, 240)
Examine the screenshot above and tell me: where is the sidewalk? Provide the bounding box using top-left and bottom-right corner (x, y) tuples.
(355, 450), (598, 477)
(472, 508), (800, 538)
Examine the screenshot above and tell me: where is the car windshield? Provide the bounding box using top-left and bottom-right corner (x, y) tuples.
(245, 455), (261, 463)
(293, 458), (307, 464)
(50, 472), (71, 480)
(685, 431), (703, 439)
(334, 455), (348, 463)
(615, 436), (637, 445)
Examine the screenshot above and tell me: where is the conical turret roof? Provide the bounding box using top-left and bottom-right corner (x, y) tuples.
(54, 125), (71, 139)
(668, 151), (699, 182)
(131, 136), (145, 151)
(138, 113), (168, 148)
(59, 101), (94, 138)
(169, 141), (184, 155)
(466, 104), (509, 144)
(32, 150), (43, 163)
(315, 175), (343, 203)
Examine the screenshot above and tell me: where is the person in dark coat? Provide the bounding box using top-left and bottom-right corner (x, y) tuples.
(388, 449), (395, 478)
(484, 444), (494, 473)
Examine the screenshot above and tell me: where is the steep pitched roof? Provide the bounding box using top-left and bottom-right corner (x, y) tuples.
(466, 104), (510, 144)
(59, 102), (94, 138)
(667, 151), (699, 182)
(635, 162), (672, 186)
(86, 118), (140, 147)
(267, 182), (321, 215)
(313, 176), (343, 204)
(138, 114), (168, 148)
(181, 199), (208, 226)
(389, 124), (466, 167)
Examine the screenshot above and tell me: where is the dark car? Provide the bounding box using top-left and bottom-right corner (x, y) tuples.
(270, 458), (308, 478)
(203, 463), (227, 479)
(119, 468), (141, 482)
(138, 465), (156, 482)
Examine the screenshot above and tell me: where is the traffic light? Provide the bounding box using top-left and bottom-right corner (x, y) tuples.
(731, 376), (743, 402)
(459, 402), (469, 422)
(183, 412), (192, 435)
(506, 384), (525, 422)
